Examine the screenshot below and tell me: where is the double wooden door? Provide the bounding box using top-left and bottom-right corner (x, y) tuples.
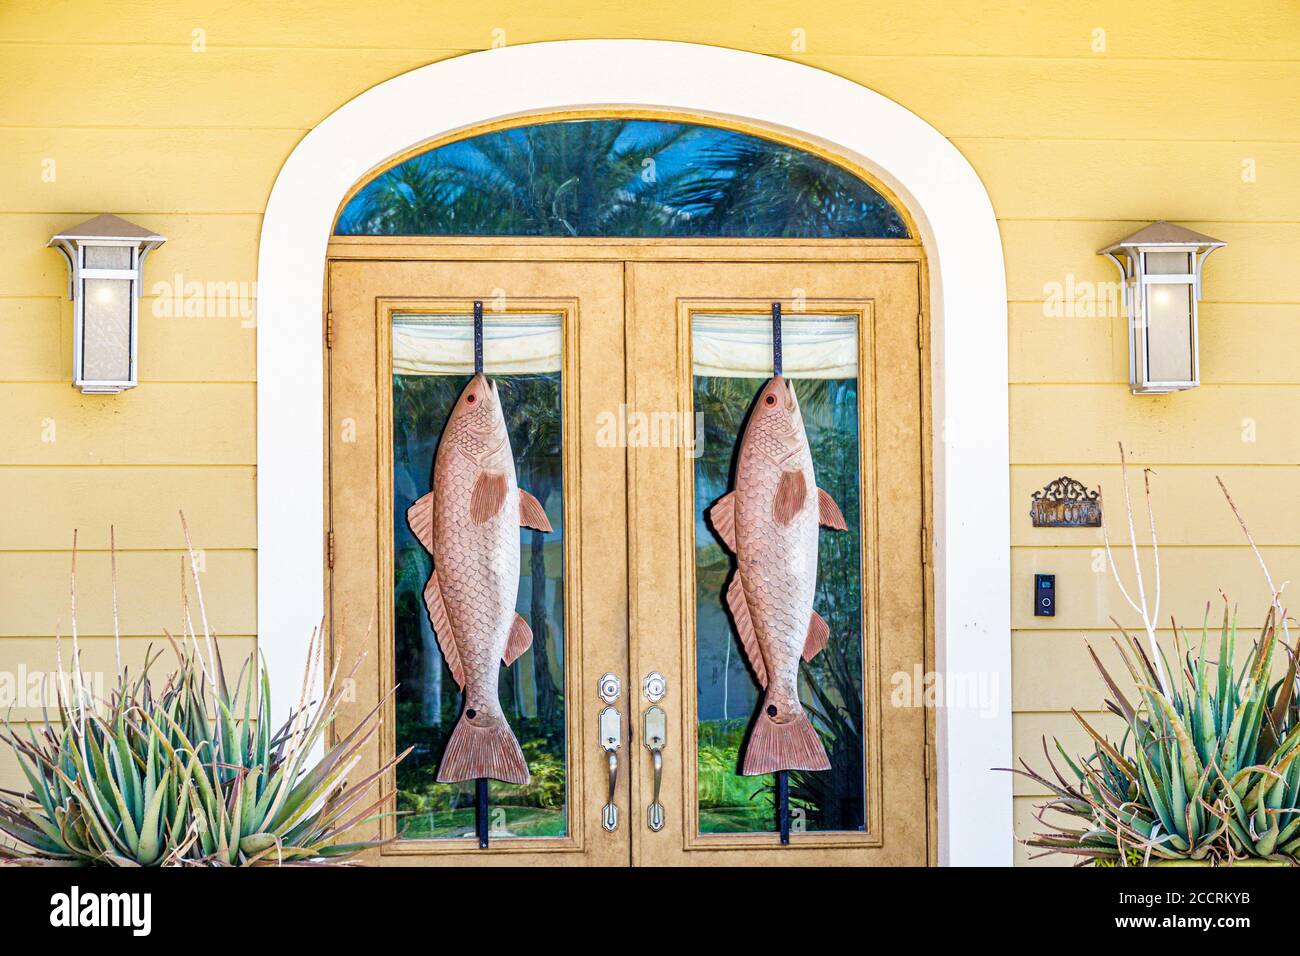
(327, 245), (930, 865)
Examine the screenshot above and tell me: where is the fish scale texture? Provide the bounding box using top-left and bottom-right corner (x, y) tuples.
(415, 378), (531, 785)
(726, 380), (833, 775)
(735, 413), (819, 723)
(433, 442), (519, 720)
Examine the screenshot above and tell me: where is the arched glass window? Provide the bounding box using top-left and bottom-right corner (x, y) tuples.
(336, 118), (908, 238)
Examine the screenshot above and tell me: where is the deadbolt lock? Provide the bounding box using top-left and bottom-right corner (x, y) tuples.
(598, 672), (621, 704)
(643, 671), (667, 703)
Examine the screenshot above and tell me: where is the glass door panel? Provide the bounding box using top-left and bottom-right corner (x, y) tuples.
(391, 312), (568, 839)
(692, 312), (866, 835)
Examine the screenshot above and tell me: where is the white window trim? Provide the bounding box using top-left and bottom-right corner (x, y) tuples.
(256, 39), (1012, 866)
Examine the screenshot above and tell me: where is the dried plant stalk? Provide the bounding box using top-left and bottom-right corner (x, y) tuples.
(1099, 443), (1170, 697)
(1217, 476), (1291, 648)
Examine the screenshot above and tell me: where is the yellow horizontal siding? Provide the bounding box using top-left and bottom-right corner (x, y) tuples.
(4, 0), (1298, 59)
(0, 467), (256, 549)
(0, 0), (1296, 866)
(0, 129), (295, 213)
(0, 46), (442, 131)
(1014, 798), (1077, 867)
(956, 140), (1299, 221)
(8, 44), (1300, 144)
(0, 384), (254, 464)
(0, 745), (29, 799)
(0, 550), (256, 637)
(823, 59), (1300, 142)
(1012, 712), (1110, 797)
(1011, 386), (1300, 464)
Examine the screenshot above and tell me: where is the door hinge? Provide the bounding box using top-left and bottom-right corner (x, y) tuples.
(325, 311), (334, 350)
(327, 531), (335, 569)
(920, 523), (929, 559)
(916, 311), (926, 353)
(923, 741), (932, 782)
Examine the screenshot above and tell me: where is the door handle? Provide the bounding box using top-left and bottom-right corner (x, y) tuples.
(598, 673), (622, 833)
(642, 672), (667, 832)
(647, 745), (664, 832)
(599, 706), (622, 832)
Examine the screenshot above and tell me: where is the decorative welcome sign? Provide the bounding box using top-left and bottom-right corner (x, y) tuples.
(1029, 476), (1102, 528)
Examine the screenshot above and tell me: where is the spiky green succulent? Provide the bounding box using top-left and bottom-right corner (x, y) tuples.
(1013, 604), (1300, 865)
(0, 631), (405, 866)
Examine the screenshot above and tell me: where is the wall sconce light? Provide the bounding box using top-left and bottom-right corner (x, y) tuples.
(48, 214), (166, 394)
(1099, 220), (1224, 395)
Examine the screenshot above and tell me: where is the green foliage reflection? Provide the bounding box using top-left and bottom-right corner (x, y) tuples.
(338, 119), (908, 239)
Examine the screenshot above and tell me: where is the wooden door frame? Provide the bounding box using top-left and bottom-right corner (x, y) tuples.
(323, 238), (936, 864)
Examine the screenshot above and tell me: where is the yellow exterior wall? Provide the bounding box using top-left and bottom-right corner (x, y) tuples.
(1, 1), (1297, 864)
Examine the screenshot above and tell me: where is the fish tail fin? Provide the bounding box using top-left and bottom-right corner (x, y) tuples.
(740, 710), (830, 776)
(436, 714), (530, 785)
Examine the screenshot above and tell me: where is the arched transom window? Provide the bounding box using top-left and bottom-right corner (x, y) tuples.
(335, 118), (909, 239)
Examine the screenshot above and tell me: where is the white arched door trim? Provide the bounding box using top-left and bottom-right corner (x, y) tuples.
(256, 39), (1011, 866)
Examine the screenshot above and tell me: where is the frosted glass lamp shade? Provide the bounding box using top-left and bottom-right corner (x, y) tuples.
(1099, 221), (1225, 395)
(47, 215), (165, 394)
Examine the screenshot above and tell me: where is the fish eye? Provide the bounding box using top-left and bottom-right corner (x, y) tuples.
(466, 393), (477, 404)
(764, 394), (776, 406)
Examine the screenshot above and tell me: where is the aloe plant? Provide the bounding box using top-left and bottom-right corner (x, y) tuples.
(0, 627), (405, 866)
(1013, 603), (1300, 865)
(0, 523), (405, 866)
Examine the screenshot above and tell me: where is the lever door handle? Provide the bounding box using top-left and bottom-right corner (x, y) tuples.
(643, 704), (666, 832)
(604, 752), (619, 832)
(598, 705), (622, 832)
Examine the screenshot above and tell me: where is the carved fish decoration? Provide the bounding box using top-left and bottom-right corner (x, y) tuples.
(708, 376), (847, 775)
(406, 372), (552, 785)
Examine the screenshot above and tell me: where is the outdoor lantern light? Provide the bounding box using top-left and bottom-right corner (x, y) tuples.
(48, 214), (166, 394)
(1099, 220), (1225, 395)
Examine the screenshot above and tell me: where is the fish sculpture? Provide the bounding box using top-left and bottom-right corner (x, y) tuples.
(708, 376), (847, 775)
(406, 372), (552, 785)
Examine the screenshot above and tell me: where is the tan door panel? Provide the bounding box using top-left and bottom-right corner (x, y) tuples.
(624, 260), (929, 866)
(327, 259), (629, 866)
